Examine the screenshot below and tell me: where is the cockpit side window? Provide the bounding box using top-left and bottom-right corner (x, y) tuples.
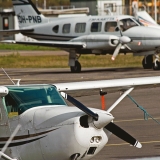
(4, 85), (67, 117)
(119, 18), (138, 31)
(104, 22), (118, 32)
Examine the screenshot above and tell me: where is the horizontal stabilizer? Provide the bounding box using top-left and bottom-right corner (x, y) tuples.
(0, 28), (34, 36)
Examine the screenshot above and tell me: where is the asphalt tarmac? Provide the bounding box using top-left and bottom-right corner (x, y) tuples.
(1, 67), (160, 160)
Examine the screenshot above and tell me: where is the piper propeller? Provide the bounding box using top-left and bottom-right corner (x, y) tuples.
(111, 20), (132, 60)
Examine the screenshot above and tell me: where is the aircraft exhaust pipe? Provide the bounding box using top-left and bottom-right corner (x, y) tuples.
(70, 153), (80, 160)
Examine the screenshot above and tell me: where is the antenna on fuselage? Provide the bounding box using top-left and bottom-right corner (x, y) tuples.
(2, 68), (15, 85)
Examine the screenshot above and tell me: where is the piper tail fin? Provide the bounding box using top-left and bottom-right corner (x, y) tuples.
(12, 0), (47, 28)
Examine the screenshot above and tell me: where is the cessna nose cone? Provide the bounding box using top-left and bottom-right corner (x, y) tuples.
(93, 113), (114, 129)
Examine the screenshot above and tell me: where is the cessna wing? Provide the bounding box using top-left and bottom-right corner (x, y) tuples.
(55, 76), (160, 126)
(54, 76), (160, 92)
(0, 28), (34, 36)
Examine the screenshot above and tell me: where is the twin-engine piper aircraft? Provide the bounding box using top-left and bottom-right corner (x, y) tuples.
(2, 0), (160, 72)
(0, 73), (160, 160)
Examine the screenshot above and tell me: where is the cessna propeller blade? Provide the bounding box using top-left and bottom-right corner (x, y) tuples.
(61, 92), (98, 121)
(105, 122), (142, 148)
(61, 92), (114, 129)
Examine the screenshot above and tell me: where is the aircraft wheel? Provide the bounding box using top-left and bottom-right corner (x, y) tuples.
(142, 55), (153, 69)
(70, 61), (81, 73)
(153, 61), (160, 70)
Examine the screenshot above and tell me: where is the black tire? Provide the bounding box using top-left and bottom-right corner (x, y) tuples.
(142, 55), (153, 69)
(70, 61), (81, 73)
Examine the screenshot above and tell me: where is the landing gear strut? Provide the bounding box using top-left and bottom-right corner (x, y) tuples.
(69, 52), (81, 73)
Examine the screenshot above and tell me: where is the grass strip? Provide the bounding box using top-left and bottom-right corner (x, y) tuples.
(0, 53), (143, 68)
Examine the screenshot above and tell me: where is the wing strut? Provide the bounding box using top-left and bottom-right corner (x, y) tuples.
(107, 88), (134, 113)
(127, 94), (160, 125)
(0, 124), (21, 160)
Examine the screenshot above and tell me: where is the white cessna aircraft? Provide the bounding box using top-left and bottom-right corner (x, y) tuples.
(0, 74), (160, 160)
(1, 0), (160, 72)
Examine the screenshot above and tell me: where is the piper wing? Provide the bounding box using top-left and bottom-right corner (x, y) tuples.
(0, 28), (34, 36)
(2, 40), (85, 49)
(53, 76), (160, 92)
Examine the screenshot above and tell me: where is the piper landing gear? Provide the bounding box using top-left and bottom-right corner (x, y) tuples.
(70, 60), (81, 73)
(69, 52), (81, 73)
(142, 54), (160, 70)
(153, 54), (160, 70)
(142, 55), (153, 69)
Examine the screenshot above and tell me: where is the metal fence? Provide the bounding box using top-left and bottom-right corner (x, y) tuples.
(99, 5), (158, 23)
(49, 5), (75, 10)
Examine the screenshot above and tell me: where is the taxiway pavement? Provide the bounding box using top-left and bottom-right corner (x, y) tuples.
(0, 67), (160, 160)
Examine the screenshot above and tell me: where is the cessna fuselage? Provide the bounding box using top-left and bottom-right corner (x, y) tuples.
(0, 85), (110, 160)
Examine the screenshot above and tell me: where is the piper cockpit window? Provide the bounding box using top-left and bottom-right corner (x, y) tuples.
(4, 85), (66, 116)
(119, 18), (138, 31)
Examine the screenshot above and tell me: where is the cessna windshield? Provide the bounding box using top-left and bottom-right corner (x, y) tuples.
(4, 85), (66, 116)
